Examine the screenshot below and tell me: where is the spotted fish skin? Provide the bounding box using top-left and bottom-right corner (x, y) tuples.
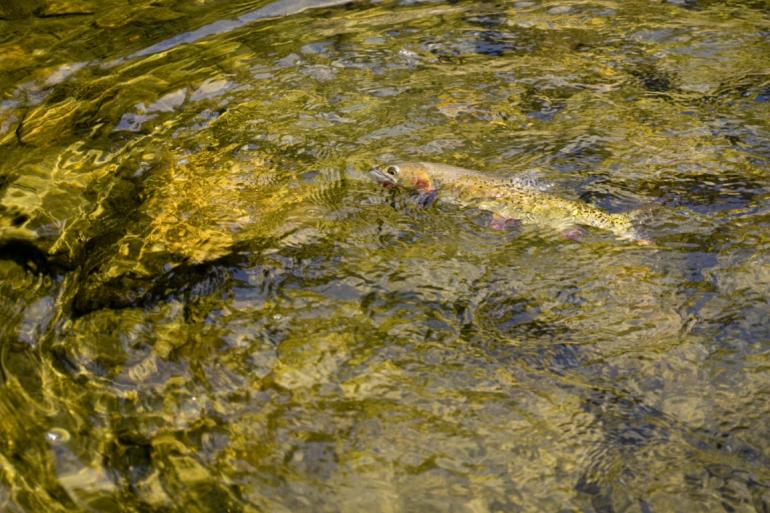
(370, 161), (649, 244)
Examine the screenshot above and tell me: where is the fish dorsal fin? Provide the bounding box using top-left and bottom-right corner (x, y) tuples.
(504, 168), (553, 192)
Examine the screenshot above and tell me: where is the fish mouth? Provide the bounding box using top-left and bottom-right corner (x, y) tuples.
(369, 167), (397, 187)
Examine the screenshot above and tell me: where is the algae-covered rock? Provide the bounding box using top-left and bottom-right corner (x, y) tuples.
(69, 146), (328, 314)
(0, 0), (44, 18)
(35, 1), (95, 17)
(273, 332), (353, 390)
(18, 98), (84, 147)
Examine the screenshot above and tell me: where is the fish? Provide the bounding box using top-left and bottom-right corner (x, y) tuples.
(369, 161), (651, 244)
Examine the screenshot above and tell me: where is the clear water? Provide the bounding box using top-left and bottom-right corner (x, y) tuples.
(0, 1), (769, 512)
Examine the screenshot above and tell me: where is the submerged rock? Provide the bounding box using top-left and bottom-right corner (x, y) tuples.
(69, 148), (332, 315)
(0, 0), (44, 18)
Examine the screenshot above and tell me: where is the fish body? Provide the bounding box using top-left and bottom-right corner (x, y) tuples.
(370, 161), (649, 244)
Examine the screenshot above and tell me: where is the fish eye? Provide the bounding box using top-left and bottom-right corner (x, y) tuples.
(386, 165), (399, 176)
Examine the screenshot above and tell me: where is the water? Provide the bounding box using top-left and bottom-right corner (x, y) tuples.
(1, 0), (769, 512)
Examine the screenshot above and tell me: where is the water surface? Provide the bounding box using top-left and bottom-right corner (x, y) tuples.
(1, 0), (769, 512)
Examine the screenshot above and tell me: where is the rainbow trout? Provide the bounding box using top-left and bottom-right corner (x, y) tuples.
(370, 161), (650, 244)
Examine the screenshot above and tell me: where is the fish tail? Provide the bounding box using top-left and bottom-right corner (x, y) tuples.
(628, 205), (655, 226)
(623, 206), (657, 245)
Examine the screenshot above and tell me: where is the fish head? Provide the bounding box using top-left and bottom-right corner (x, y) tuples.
(369, 162), (435, 193)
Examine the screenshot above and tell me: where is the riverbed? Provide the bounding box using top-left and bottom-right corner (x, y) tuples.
(1, 1), (769, 512)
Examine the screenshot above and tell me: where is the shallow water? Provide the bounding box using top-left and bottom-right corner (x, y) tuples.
(1, 0), (769, 512)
